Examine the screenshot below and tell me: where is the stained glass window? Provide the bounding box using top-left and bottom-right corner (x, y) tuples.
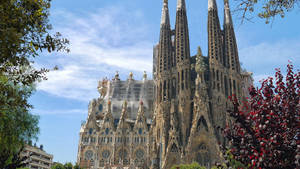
(135, 149), (144, 159)
(102, 150), (110, 159)
(85, 150), (93, 160)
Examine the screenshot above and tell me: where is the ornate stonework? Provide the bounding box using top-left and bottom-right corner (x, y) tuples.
(77, 0), (253, 168)
(77, 72), (154, 169)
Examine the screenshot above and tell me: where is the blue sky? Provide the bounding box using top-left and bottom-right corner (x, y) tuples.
(29, 0), (300, 164)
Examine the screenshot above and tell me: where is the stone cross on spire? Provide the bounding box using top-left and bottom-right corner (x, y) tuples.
(177, 0), (186, 10)
(161, 0), (170, 26)
(208, 0), (217, 10)
(224, 0), (232, 24)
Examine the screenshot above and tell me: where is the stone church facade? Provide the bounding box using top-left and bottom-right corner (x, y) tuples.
(77, 0), (253, 168)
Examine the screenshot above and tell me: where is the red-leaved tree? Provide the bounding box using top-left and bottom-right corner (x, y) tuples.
(223, 64), (299, 169)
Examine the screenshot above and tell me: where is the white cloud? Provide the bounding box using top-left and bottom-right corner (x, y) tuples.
(38, 65), (99, 101)
(36, 6), (153, 102)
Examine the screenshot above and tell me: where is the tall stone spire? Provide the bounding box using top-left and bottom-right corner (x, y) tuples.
(153, 1), (174, 166)
(224, 0), (240, 73)
(175, 0), (190, 63)
(207, 0), (224, 65)
(159, 0), (171, 72)
(156, 0), (173, 102)
(224, 0), (232, 25)
(175, 0), (192, 147)
(161, 0), (170, 26)
(175, 0), (190, 91)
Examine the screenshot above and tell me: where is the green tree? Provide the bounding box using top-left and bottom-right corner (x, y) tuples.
(64, 162), (73, 169)
(51, 163), (83, 169)
(214, 150), (248, 169)
(171, 162), (207, 169)
(0, 0), (69, 86)
(73, 164), (81, 169)
(234, 0), (300, 24)
(0, 0), (68, 168)
(51, 163), (65, 169)
(0, 75), (39, 168)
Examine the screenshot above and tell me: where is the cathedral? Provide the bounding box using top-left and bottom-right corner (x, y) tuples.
(77, 0), (253, 168)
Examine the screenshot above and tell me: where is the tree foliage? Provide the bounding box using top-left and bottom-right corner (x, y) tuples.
(51, 163), (65, 169)
(235, 0), (300, 24)
(64, 162), (73, 169)
(51, 162), (82, 169)
(222, 64), (300, 168)
(171, 162), (207, 169)
(0, 75), (39, 169)
(0, 146), (30, 169)
(0, 0), (69, 85)
(0, 0), (69, 168)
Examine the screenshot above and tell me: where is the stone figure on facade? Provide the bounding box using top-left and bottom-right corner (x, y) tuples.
(98, 78), (108, 98)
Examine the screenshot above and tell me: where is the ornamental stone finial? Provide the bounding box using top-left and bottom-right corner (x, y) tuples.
(177, 0), (186, 10)
(208, 0), (217, 10)
(97, 77), (108, 97)
(224, 0), (232, 24)
(107, 100), (111, 113)
(114, 71), (120, 80)
(143, 71), (147, 80)
(123, 100), (128, 108)
(138, 100), (144, 115)
(161, 0), (170, 26)
(129, 72), (133, 80)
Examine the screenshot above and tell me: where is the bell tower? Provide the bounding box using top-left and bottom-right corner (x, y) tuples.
(175, 0), (192, 147)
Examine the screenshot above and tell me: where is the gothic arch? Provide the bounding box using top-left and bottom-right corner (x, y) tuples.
(100, 149), (111, 159)
(196, 116), (208, 132)
(116, 147), (129, 165)
(84, 149), (94, 161)
(170, 143), (179, 153)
